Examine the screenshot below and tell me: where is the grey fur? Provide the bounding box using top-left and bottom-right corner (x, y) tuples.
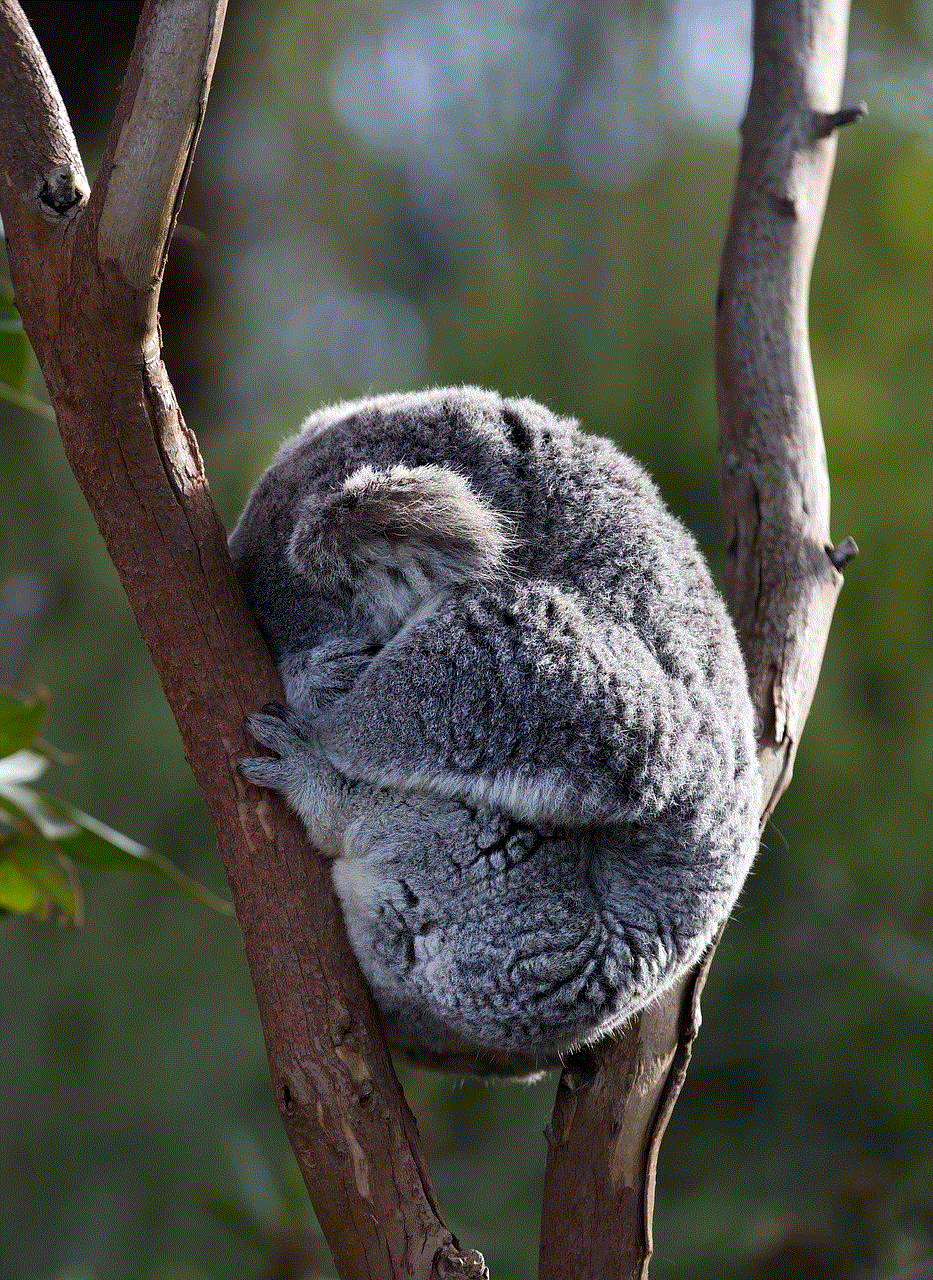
(232, 387), (759, 1077)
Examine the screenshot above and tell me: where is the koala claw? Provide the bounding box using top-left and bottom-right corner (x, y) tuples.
(239, 706), (353, 860)
(238, 753), (286, 789)
(244, 708), (308, 755)
(260, 701), (290, 720)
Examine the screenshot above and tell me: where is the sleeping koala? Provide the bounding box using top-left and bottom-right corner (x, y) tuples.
(231, 387), (759, 1077)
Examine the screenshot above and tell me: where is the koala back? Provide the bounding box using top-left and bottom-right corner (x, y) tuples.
(232, 386), (757, 832)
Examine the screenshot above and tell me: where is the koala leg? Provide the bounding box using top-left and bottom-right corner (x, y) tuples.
(241, 709), (727, 1070)
(241, 715), (614, 1057)
(328, 798), (641, 1065)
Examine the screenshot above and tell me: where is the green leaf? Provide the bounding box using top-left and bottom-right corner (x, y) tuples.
(41, 797), (234, 917)
(0, 834), (81, 924)
(0, 381), (56, 420)
(14, 840), (79, 922)
(0, 856), (47, 916)
(0, 290), (53, 417)
(0, 751), (50, 787)
(40, 801), (150, 865)
(0, 691), (231, 919)
(0, 780), (232, 919)
(0, 776), (71, 840)
(0, 689), (49, 759)
(0, 340), (31, 395)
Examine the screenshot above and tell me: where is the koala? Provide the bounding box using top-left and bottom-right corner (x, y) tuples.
(231, 387), (760, 1077)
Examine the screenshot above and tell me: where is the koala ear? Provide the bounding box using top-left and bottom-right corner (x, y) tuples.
(288, 465), (514, 630)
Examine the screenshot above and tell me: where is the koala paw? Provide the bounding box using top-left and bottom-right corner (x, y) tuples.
(239, 703), (353, 857)
(239, 705), (312, 793)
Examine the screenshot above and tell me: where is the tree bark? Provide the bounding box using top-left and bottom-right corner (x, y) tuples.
(0, 3), (482, 1277)
(538, 1), (859, 1275)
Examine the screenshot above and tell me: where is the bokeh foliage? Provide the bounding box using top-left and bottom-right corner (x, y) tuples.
(1, 2), (930, 1278)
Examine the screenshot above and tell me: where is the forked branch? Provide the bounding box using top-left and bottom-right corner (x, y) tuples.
(2, 0), (861, 1273)
(538, 1), (858, 1275)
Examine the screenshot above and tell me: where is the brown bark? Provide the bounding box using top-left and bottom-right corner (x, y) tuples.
(0, 2), (479, 1277)
(538, 1), (859, 1276)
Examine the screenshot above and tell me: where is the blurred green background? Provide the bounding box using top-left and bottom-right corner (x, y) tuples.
(2, 2), (931, 1278)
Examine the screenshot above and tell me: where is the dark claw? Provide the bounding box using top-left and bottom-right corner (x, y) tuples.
(826, 536), (858, 572)
(245, 709), (313, 760)
(261, 702), (289, 720)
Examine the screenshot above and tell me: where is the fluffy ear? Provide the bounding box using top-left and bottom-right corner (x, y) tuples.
(287, 465), (514, 633)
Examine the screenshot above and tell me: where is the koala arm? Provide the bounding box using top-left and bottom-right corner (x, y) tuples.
(234, 448), (747, 834)
(277, 635), (382, 720)
(315, 579), (734, 830)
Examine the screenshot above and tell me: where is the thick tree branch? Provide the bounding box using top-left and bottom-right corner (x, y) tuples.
(88, 0), (225, 311)
(0, 2), (469, 1276)
(717, 0), (857, 819)
(0, 0), (86, 210)
(539, 1), (856, 1275)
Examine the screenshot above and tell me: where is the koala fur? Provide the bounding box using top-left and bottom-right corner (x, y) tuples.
(232, 387), (760, 1077)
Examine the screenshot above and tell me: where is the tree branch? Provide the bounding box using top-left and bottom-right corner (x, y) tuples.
(0, 2), (469, 1276)
(717, 0), (858, 819)
(0, 0), (87, 211)
(88, 0), (225, 310)
(539, 1), (857, 1274)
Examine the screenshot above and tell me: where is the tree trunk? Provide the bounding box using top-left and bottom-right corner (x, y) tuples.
(538, 2), (860, 1275)
(0, 2), (482, 1276)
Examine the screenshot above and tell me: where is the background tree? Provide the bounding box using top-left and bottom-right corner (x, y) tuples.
(2, 2), (930, 1279)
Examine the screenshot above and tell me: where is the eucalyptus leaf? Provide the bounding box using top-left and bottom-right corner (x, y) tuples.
(0, 690), (232, 918)
(0, 778), (72, 840)
(0, 750), (49, 786)
(0, 337), (30, 395)
(0, 856), (46, 916)
(0, 830), (81, 923)
(0, 288), (29, 392)
(39, 799), (149, 864)
(0, 381), (56, 420)
(5, 837), (80, 923)
(41, 796), (234, 916)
